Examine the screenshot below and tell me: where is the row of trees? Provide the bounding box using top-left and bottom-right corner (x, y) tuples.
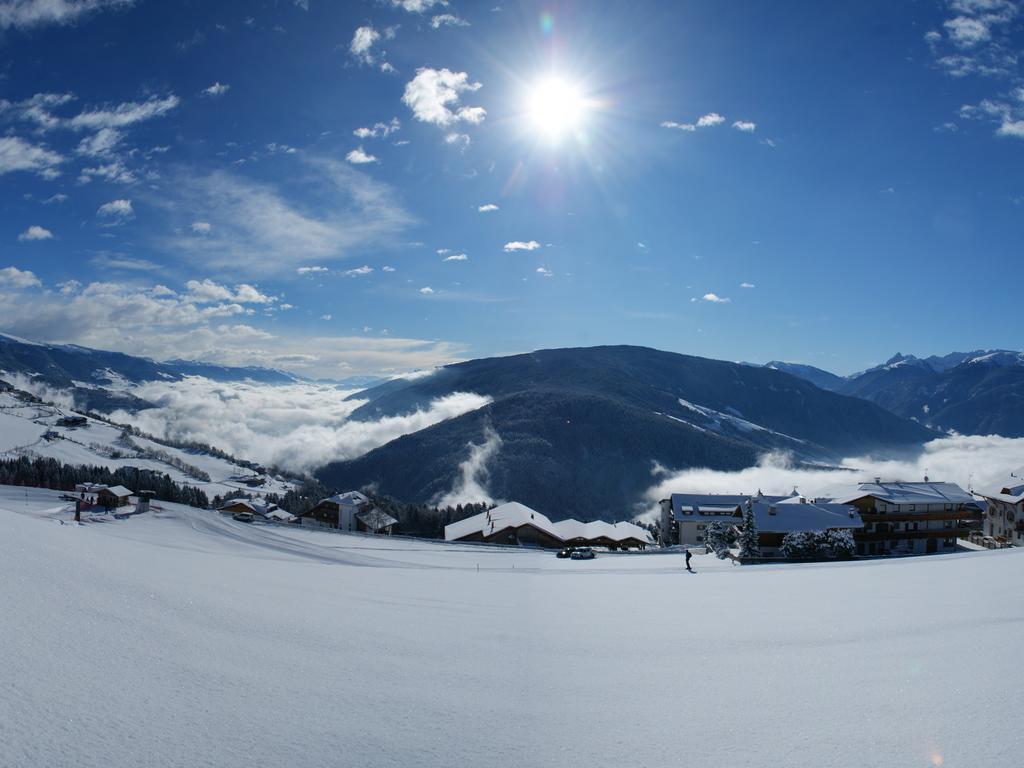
(0, 455), (210, 508)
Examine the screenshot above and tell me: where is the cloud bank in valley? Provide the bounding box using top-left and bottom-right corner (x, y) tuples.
(433, 425), (503, 508)
(642, 434), (1024, 518)
(103, 378), (491, 474)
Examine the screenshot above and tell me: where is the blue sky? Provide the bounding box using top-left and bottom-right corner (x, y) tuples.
(1, 0), (1022, 377)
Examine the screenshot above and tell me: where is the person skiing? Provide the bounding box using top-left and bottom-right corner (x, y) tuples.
(685, 549), (693, 572)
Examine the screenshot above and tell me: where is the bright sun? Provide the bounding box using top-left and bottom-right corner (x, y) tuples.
(526, 76), (587, 141)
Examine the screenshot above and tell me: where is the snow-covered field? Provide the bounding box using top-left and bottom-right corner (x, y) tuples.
(1, 484), (1021, 767)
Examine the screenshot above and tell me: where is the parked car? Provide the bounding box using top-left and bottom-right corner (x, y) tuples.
(556, 547), (575, 559)
(232, 512), (255, 523)
(570, 547), (595, 560)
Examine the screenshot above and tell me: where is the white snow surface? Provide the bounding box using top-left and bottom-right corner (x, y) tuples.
(1, 484), (1021, 767)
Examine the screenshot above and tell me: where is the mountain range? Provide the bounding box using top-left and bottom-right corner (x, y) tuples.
(763, 351), (1024, 437)
(318, 346), (933, 517)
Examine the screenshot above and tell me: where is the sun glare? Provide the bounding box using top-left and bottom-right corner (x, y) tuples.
(526, 76), (587, 141)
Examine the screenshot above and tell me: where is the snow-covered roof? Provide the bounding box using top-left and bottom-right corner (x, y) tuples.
(666, 493), (790, 519)
(749, 501), (862, 534)
(828, 481), (978, 507)
(445, 501), (653, 545)
(265, 509), (297, 523)
(976, 478), (1024, 504)
(100, 485), (132, 497)
(219, 498), (279, 516)
(355, 508), (399, 532)
(323, 490), (369, 506)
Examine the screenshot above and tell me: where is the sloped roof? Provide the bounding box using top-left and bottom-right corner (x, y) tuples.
(323, 491), (369, 506)
(976, 479), (1024, 504)
(830, 481), (977, 506)
(101, 485), (132, 497)
(355, 508), (399, 532)
(445, 502), (653, 545)
(666, 493), (791, 519)
(750, 501), (862, 534)
(265, 509), (297, 523)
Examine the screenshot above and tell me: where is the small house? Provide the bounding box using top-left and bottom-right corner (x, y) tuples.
(97, 485), (133, 508)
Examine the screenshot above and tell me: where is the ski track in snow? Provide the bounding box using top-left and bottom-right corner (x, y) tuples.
(1, 485), (1022, 768)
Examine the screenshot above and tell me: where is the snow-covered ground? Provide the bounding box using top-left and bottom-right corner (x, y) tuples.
(0, 391), (293, 499)
(1, 485), (1021, 767)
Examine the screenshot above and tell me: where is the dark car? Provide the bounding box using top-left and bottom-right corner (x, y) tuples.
(556, 547), (575, 559)
(570, 547), (595, 560)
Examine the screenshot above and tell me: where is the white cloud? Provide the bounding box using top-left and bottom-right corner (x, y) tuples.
(108, 378), (490, 474)
(346, 147), (379, 164)
(185, 279), (274, 304)
(402, 67), (485, 127)
(79, 159), (134, 184)
(18, 225), (53, 242)
(75, 127), (122, 156)
(353, 117), (400, 139)
(191, 221), (211, 234)
(154, 158), (414, 274)
(294, 0), (308, 9)
(419, 286), (435, 294)
(343, 265), (373, 277)
(0, 266), (41, 288)
(536, 267), (553, 277)
(660, 120), (696, 131)
(68, 94), (179, 131)
(0, 0), (133, 30)
(201, 82), (231, 97)
(0, 136), (64, 177)
(43, 193), (68, 204)
(320, 313), (333, 321)
(503, 240), (540, 252)
(732, 120), (756, 132)
(382, 265), (396, 272)
(431, 13), (467, 28)
(89, 253), (160, 272)
(740, 282), (755, 288)
(96, 198), (133, 221)
(388, 0), (447, 11)
(297, 265), (328, 274)
(443, 253), (468, 261)
(477, 203), (499, 212)
(434, 425), (503, 507)
(944, 15), (993, 48)
(696, 112), (725, 127)
(350, 25), (382, 65)
(701, 292), (730, 303)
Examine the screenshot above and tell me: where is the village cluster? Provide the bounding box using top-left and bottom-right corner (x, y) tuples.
(207, 469), (1024, 562)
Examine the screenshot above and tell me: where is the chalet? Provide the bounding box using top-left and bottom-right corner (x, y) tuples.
(744, 498), (863, 557)
(445, 502), (653, 549)
(97, 485), (133, 508)
(75, 482), (107, 495)
(821, 480), (983, 556)
(56, 415), (88, 428)
(217, 498), (290, 521)
(303, 491), (397, 534)
(660, 492), (790, 546)
(976, 471), (1024, 546)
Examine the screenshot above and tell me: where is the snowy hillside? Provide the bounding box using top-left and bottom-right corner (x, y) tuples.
(1, 486), (1020, 767)
(0, 390), (292, 500)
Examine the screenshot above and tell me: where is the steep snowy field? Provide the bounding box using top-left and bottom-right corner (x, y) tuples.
(1, 486), (1021, 767)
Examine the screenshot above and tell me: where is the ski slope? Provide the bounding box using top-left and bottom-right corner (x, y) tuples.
(1, 485), (1021, 768)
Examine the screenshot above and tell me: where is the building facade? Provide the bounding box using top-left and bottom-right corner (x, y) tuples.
(976, 476), (1024, 546)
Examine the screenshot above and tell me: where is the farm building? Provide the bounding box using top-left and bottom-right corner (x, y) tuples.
(303, 491), (397, 534)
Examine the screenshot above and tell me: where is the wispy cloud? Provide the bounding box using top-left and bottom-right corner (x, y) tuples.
(0, 136), (64, 177)
(353, 117), (400, 139)
(697, 292), (730, 303)
(96, 198), (134, 223)
(732, 119), (756, 132)
(740, 281), (755, 288)
(388, 0), (448, 12)
(443, 253), (468, 261)
(431, 13), (468, 28)
(477, 203), (499, 212)
(0, 0), (134, 30)
(201, 82), (231, 98)
(153, 157), (415, 275)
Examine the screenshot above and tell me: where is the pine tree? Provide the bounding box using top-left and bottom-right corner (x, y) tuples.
(704, 521), (732, 559)
(738, 499), (760, 559)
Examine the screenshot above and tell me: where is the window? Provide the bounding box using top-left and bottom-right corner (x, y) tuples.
(943, 538), (956, 547)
